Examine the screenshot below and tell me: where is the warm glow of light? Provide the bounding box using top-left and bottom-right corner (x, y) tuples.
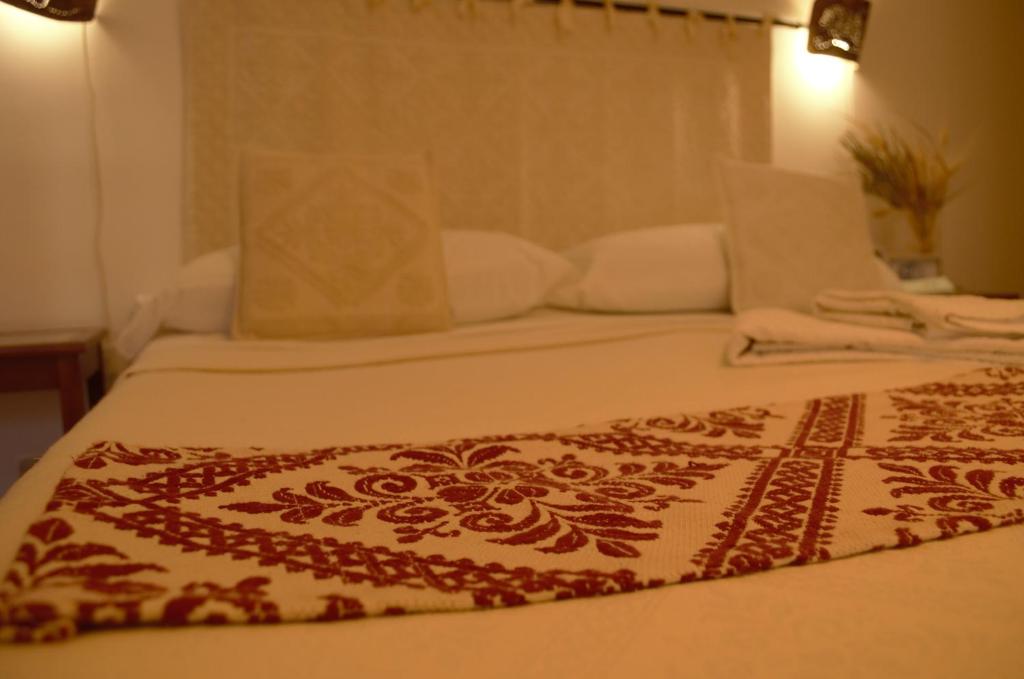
(797, 50), (850, 91)
(0, 1), (81, 46)
(789, 28), (855, 94)
(770, 25), (855, 173)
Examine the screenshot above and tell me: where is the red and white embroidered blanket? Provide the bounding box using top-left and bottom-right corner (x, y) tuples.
(3, 366), (1023, 642)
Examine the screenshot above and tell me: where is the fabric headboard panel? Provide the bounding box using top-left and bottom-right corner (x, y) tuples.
(182, 0), (770, 258)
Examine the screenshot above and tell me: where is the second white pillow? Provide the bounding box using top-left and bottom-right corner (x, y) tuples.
(443, 230), (573, 324)
(548, 224), (730, 313)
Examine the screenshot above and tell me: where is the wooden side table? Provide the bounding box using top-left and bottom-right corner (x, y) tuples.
(0, 328), (105, 432)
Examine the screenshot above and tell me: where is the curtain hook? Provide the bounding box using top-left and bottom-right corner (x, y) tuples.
(557, 0), (574, 34)
(723, 13), (737, 40)
(647, 2), (660, 33)
(684, 8), (702, 38)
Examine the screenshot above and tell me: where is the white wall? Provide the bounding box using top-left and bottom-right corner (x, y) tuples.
(0, 4), (103, 332)
(87, 0), (183, 329)
(0, 0), (184, 333)
(771, 24), (855, 174)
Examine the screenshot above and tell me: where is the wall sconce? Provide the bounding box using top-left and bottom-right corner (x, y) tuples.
(0, 0), (96, 21)
(807, 0), (870, 62)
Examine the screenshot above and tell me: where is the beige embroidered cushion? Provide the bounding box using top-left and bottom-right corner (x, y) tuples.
(233, 151), (451, 339)
(719, 159), (885, 313)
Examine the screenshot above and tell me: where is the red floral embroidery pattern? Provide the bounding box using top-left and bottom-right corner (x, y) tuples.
(74, 441), (178, 470)
(610, 406), (780, 440)
(162, 577), (281, 626)
(886, 395), (1024, 443)
(220, 442), (726, 557)
(72, 441), (241, 470)
(1, 365), (1023, 643)
(863, 463), (1024, 542)
(47, 486), (652, 618)
(0, 517), (167, 642)
(0, 517), (418, 642)
(38, 451), (655, 611)
(894, 366), (1024, 398)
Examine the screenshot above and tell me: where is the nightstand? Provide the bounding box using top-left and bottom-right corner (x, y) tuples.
(0, 328), (105, 432)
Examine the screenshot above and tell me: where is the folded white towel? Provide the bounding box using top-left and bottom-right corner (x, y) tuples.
(727, 308), (1024, 366)
(813, 290), (1024, 338)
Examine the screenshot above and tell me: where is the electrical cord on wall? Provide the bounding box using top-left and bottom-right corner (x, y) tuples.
(81, 21), (113, 334)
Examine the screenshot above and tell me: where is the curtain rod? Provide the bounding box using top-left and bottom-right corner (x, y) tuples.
(489, 0), (805, 29)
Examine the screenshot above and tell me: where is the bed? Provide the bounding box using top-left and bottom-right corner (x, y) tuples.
(2, 1), (1023, 676)
(2, 310), (1022, 677)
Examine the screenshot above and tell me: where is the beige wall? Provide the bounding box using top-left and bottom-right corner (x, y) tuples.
(0, 6), (103, 332)
(854, 0), (1024, 295)
(772, 22), (856, 173)
(0, 0), (183, 334)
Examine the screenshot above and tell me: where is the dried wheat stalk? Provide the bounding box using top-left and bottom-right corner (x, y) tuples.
(841, 124), (959, 253)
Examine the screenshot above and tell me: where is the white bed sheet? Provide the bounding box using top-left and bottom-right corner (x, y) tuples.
(1, 310), (1021, 678)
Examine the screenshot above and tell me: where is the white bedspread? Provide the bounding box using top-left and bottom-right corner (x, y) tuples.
(123, 310), (732, 377)
(1, 311), (1021, 679)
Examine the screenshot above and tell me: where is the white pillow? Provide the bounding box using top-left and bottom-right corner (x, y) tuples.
(443, 230), (573, 324)
(547, 224), (730, 312)
(113, 247), (237, 360)
(115, 232), (569, 359)
(718, 159), (886, 312)
(165, 246), (238, 332)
